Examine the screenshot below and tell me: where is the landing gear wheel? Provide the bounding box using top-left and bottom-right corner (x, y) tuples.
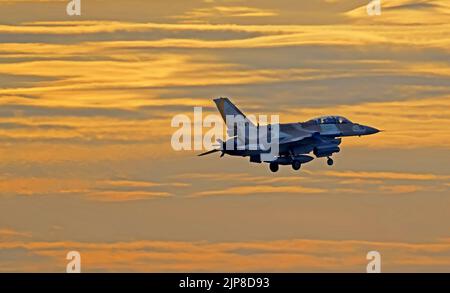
(292, 161), (301, 171)
(269, 163), (279, 173)
(327, 157), (334, 166)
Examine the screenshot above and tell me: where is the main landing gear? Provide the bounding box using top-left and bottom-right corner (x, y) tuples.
(269, 162), (279, 173)
(270, 161), (302, 172)
(268, 154), (313, 173)
(292, 161), (301, 171)
(327, 157), (334, 166)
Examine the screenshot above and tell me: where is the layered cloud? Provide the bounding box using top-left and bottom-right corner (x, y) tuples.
(0, 0), (449, 272)
(177, 169), (450, 199)
(2, 238), (450, 272)
(347, 0), (450, 25)
(0, 176), (191, 201)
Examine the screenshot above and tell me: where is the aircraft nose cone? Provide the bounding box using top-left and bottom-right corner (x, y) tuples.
(365, 126), (380, 135)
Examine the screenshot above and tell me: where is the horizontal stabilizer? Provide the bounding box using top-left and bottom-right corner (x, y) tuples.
(198, 149), (220, 157)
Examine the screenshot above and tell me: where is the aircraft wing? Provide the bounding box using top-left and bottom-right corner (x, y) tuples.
(279, 132), (315, 145)
(278, 123), (317, 145)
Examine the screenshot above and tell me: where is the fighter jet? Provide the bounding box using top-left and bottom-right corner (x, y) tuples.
(199, 97), (380, 172)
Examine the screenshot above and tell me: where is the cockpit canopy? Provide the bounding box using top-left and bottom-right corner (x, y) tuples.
(306, 116), (352, 125)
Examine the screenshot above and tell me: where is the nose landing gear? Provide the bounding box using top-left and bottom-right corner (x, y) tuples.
(327, 157), (334, 166)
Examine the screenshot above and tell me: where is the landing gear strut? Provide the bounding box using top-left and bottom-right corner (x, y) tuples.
(327, 157), (334, 166)
(292, 161), (301, 171)
(269, 162), (279, 173)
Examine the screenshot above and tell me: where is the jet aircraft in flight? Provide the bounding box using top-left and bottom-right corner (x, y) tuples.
(199, 98), (380, 172)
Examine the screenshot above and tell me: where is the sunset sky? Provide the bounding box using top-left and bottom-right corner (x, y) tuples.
(0, 0), (449, 272)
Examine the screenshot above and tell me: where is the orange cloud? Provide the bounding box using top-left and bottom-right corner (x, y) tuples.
(347, 0), (450, 25)
(0, 177), (92, 196)
(194, 185), (326, 197)
(2, 238), (450, 272)
(175, 169), (449, 198)
(0, 176), (181, 201)
(379, 184), (425, 194)
(174, 6), (278, 21)
(321, 170), (450, 181)
(0, 229), (32, 240)
(85, 191), (171, 202)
